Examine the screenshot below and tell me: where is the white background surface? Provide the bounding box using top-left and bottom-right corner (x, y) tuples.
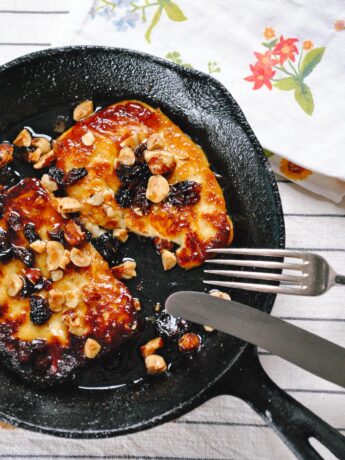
(0, 1), (344, 459)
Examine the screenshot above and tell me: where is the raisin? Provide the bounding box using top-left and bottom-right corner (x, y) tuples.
(73, 218), (92, 241)
(29, 295), (51, 325)
(115, 185), (133, 208)
(7, 211), (21, 231)
(131, 183), (151, 215)
(154, 311), (189, 338)
(0, 165), (20, 187)
(167, 180), (201, 206)
(24, 223), (40, 243)
(12, 245), (34, 266)
(48, 166), (65, 186)
(116, 162), (150, 186)
(21, 277), (51, 298)
(91, 233), (120, 267)
(63, 167), (88, 186)
(48, 225), (65, 244)
(134, 142), (147, 161)
(0, 228), (12, 260)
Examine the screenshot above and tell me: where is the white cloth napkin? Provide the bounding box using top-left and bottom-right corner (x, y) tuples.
(53, 0), (345, 202)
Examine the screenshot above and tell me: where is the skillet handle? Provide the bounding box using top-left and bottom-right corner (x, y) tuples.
(215, 346), (345, 459)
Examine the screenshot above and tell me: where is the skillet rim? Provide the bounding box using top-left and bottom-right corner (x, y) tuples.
(0, 45), (285, 438)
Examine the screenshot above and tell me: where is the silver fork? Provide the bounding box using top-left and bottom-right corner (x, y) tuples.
(204, 248), (345, 296)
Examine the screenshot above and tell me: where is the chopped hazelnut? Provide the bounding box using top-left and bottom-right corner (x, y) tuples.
(81, 131), (95, 146)
(46, 241), (65, 271)
(31, 137), (51, 154)
(86, 192), (104, 206)
(118, 147), (135, 166)
(48, 289), (65, 312)
(28, 148), (42, 164)
(210, 290), (231, 301)
(112, 228), (128, 243)
(57, 197), (83, 214)
(154, 302), (161, 312)
(146, 175), (170, 203)
(178, 333), (200, 352)
(59, 249), (71, 270)
(144, 150), (176, 175)
(133, 298), (141, 311)
(146, 132), (165, 150)
(50, 269), (64, 281)
(63, 311), (86, 336)
(120, 133), (139, 149)
(41, 174), (58, 192)
(29, 240), (47, 254)
(84, 222), (106, 238)
(103, 205), (116, 218)
(203, 325), (214, 332)
(65, 290), (79, 309)
(70, 247), (92, 268)
(161, 250), (177, 271)
(0, 144), (13, 168)
(84, 338), (101, 359)
(112, 260), (136, 280)
(64, 220), (85, 246)
(7, 274), (24, 297)
(13, 128), (32, 148)
(33, 150), (56, 169)
(132, 207), (143, 216)
(140, 337), (164, 358)
(145, 354), (167, 375)
(73, 100), (94, 121)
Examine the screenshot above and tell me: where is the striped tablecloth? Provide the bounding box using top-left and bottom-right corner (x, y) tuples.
(0, 2), (344, 459)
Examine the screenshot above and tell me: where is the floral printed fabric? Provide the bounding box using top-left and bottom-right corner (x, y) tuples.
(54, 0), (345, 202)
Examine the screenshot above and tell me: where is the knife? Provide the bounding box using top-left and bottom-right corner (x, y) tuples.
(166, 291), (345, 388)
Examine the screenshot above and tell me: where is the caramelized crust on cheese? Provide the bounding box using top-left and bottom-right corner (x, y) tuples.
(54, 101), (233, 269)
(0, 178), (137, 385)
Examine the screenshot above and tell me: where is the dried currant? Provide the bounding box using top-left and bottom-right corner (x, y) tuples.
(91, 233), (120, 267)
(0, 165), (20, 187)
(131, 183), (151, 215)
(167, 180), (201, 207)
(29, 295), (51, 325)
(21, 276), (51, 298)
(48, 225), (65, 244)
(24, 223), (40, 243)
(154, 311), (189, 338)
(12, 245), (34, 266)
(115, 185), (133, 208)
(134, 142), (147, 161)
(116, 162), (150, 186)
(73, 217), (92, 242)
(47, 166), (65, 186)
(63, 167), (88, 186)
(7, 211), (21, 231)
(0, 228), (12, 260)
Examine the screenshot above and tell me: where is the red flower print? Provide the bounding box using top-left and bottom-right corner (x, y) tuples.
(244, 63), (275, 90)
(273, 36), (299, 64)
(254, 50), (278, 68)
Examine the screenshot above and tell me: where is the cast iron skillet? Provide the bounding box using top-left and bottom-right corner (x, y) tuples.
(0, 47), (344, 459)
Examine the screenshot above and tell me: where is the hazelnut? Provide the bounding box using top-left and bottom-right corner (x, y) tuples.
(146, 132), (165, 150)
(7, 274), (24, 297)
(57, 197), (83, 214)
(28, 148), (42, 164)
(29, 240), (47, 254)
(112, 260), (136, 280)
(161, 250), (177, 271)
(145, 354), (167, 375)
(59, 249), (71, 270)
(154, 302), (161, 312)
(178, 333), (200, 352)
(48, 289), (65, 312)
(145, 175), (170, 203)
(133, 298), (141, 311)
(132, 207), (143, 216)
(65, 290), (79, 309)
(70, 247), (92, 268)
(64, 311), (86, 336)
(210, 290), (231, 301)
(73, 100), (94, 121)
(118, 147), (135, 166)
(203, 325), (214, 332)
(46, 241), (65, 271)
(41, 174), (58, 192)
(64, 220), (85, 246)
(140, 337), (164, 358)
(0, 143), (13, 168)
(120, 133), (140, 149)
(104, 205), (116, 218)
(144, 150), (176, 175)
(81, 131), (95, 146)
(33, 150), (56, 169)
(84, 222), (106, 238)
(84, 338), (101, 359)
(112, 228), (128, 243)
(50, 269), (64, 281)
(13, 128), (32, 147)
(86, 192), (104, 206)
(31, 137), (51, 154)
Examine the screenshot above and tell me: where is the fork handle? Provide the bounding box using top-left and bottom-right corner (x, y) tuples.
(335, 275), (345, 285)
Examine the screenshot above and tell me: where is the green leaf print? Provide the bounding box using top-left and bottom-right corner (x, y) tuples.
(300, 47), (325, 78)
(273, 77), (298, 91)
(295, 82), (314, 115)
(162, 0), (187, 21)
(145, 5), (163, 44)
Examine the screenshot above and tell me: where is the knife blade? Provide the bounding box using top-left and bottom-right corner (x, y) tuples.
(166, 291), (345, 388)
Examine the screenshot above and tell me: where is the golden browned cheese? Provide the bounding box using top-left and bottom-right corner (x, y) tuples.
(54, 101), (233, 269)
(0, 178), (137, 385)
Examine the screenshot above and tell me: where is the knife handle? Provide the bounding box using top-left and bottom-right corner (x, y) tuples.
(216, 346), (345, 460)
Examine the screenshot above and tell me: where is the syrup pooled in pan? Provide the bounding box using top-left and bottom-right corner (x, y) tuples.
(0, 101), (231, 390)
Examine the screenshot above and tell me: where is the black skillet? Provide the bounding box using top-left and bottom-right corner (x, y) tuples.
(0, 47), (344, 459)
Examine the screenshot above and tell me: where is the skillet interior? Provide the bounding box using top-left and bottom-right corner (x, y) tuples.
(0, 46), (284, 437)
